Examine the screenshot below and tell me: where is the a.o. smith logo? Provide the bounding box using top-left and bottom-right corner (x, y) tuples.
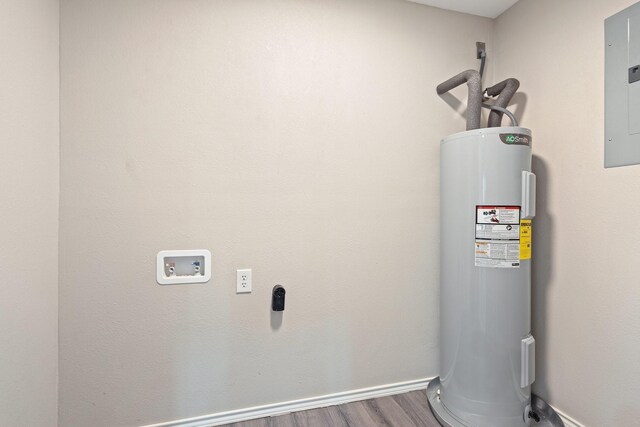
(499, 133), (531, 146)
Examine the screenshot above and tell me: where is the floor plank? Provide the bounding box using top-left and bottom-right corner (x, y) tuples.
(322, 405), (349, 427)
(365, 395), (417, 427)
(392, 391), (440, 427)
(337, 400), (385, 426)
(268, 413), (297, 427)
(292, 407), (332, 426)
(221, 389), (439, 427)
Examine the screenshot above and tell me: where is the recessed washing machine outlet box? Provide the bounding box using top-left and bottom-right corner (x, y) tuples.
(156, 249), (211, 285)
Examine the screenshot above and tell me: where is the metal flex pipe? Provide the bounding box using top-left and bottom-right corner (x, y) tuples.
(482, 103), (519, 127)
(436, 70), (483, 130)
(485, 78), (520, 127)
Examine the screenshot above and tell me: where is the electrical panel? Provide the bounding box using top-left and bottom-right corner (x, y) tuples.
(605, 2), (640, 167)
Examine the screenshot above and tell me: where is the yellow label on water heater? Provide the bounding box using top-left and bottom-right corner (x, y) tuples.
(520, 220), (532, 260)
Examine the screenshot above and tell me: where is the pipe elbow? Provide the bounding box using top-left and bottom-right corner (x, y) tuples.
(486, 78), (520, 127)
(436, 70), (481, 95)
(436, 70), (483, 130)
(485, 78), (519, 97)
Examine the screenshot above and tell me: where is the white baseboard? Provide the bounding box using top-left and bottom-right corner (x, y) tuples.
(141, 378), (432, 427)
(142, 378), (585, 427)
(554, 407), (585, 427)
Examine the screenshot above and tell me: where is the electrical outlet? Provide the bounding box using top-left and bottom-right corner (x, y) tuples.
(236, 269), (252, 293)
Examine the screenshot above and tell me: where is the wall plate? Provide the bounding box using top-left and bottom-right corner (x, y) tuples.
(156, 249), (212, 285)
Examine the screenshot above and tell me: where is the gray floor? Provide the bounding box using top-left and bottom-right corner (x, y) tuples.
(225, 390), (440, 427)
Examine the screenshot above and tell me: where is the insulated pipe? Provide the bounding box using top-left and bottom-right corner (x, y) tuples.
(485, 78), (520, 127)
(436, 70), (482, 130)
(482, 104), (519, 127)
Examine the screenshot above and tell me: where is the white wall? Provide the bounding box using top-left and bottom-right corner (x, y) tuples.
(0, 0), (59, 425)
(58, 0), (493, 425)
(494, 1), (640, 425)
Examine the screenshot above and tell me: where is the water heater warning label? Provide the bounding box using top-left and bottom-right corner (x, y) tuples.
(475, 206), (521, 268)
(519, 220), (532, 260)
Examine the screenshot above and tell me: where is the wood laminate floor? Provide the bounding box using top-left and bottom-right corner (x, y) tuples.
(224, 390), (440, 427)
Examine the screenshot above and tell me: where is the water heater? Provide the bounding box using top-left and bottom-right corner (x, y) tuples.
(438, 127), (535, 427)
(427, 56), (563, 427)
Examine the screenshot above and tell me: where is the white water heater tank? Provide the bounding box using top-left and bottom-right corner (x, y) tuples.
(437, 126), (536, 427)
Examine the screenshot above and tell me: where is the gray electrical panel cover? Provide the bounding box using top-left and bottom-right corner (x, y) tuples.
(605, 2), (640, 167)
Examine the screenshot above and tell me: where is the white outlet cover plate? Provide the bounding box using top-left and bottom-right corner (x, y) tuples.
(156, 249), (212, 285)
(236, 268), (252, 293)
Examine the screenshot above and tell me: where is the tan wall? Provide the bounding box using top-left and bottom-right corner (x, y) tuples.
(58, 0), (493, 425)
(0, 0), (59, 425)
(6, 0), (638, 425)
(494, 1), (640, 425)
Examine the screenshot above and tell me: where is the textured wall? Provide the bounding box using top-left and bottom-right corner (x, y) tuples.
(59, 0), (492, 425)
(494, 0), (640, 425)
(0, 0), (59, 425)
